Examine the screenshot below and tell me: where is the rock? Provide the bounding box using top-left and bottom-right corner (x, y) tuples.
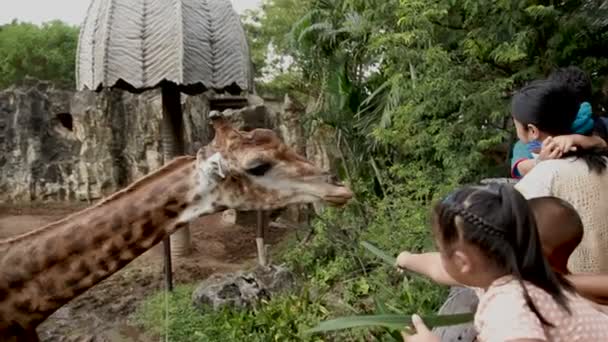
(221, 209), (237, 224)
(480, 177), (518, 185)
(0, 80), (212, 203)
(192, 272), (270, 311)
(252, 264), (296, 294)
(214, 104), (276, 132)
(191, 264), (296, 311)
(305, 123), (341, 215)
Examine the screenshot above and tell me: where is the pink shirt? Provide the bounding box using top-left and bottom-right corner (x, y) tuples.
(472, 276), (608, 342)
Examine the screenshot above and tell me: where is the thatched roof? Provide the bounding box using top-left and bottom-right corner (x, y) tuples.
(76, 0), (253, 93)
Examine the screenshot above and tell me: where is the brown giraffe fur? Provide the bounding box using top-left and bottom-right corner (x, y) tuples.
(0, 115), (353, 341)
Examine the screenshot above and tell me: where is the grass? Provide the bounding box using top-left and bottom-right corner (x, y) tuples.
(134, 284), (332, 342)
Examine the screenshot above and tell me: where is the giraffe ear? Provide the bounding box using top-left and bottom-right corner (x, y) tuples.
(197, 151), (226, 179)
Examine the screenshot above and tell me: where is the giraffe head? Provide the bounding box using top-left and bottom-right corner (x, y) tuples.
(194, 112), (353, 211)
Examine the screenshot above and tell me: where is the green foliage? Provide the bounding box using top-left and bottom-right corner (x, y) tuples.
(135, 285), (330, 342)
(0, 20), (79, 89)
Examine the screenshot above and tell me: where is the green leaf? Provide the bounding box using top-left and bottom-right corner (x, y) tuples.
(361, 241), (396, 265)
(305, 313), (474, 334)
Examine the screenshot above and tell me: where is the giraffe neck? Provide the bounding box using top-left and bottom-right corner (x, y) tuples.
(0, 156), (219, 331)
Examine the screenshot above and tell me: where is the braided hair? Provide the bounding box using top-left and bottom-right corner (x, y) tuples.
(433, 184), (574, 326)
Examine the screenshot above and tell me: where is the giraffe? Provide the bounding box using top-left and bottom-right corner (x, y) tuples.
(0, 114), (354, 341)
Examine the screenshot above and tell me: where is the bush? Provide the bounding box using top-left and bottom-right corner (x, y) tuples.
(135, 285), (330, 341)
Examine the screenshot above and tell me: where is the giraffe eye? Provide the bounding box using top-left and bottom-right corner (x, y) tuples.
(246, 163), (273, 176)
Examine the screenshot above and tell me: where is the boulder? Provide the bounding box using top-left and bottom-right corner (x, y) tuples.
(191, 264), (296, 311)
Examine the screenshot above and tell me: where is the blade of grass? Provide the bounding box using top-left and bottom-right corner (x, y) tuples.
(361, 241), (396, 265)
(306, 313), (474, 334)
(362, 241), (413, 281)
(373, 296), (388, 314)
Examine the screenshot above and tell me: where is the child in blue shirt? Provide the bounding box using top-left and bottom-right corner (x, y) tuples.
(510, 67), (608, 179)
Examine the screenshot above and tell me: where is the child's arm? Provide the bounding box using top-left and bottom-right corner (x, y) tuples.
(566, 273), (608, 306)
(550, 134), (607, 153)
(513, 159), (535, 178)
(573, 134), (607, 149)
(395, 252), (462, 286)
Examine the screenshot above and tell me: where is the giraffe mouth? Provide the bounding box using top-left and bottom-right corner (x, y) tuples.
(323, 189), (354, 206)
(324, 197), (350, 207)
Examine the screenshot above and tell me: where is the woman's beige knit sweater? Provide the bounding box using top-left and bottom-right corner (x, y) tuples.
(516, 157), (608, 274)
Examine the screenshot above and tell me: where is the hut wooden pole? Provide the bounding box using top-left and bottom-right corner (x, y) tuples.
(160, 82), (188, 291)
(256, 210), (268, 266)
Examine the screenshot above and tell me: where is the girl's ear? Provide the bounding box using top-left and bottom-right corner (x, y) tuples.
(452, 250), (473, 274)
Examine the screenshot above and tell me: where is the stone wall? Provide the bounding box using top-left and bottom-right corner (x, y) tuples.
(0, 80), (211, 203)
(0, 81), (339, 216)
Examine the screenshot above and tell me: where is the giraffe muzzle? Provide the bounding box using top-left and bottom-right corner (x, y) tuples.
(321, 173), (354, 205)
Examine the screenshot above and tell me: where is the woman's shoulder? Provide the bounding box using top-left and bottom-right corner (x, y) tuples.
(536, 157), (581, 168)
(528, 157), (592, 177)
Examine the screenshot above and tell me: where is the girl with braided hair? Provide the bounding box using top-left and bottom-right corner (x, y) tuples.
(398, 184), (608, 342)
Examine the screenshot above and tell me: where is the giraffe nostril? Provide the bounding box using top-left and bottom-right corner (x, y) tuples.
(328, 174), (343, 186)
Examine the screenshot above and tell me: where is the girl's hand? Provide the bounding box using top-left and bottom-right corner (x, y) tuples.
(539, 137), (562, 161)
(396, 251), (412, 273)
(401, 315), (440, 342)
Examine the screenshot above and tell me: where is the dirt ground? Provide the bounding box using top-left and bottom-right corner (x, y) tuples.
(0, 204), (289, 342)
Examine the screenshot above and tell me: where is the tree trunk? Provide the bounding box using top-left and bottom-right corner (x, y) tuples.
(161, 83), (192, 257)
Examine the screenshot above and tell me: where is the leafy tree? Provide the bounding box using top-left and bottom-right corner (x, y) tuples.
(0, 20), (79, 89)
(241, 0), (313, 88)
(248, 0), (608, 338)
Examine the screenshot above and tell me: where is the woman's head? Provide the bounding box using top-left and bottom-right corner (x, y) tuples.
(432, 184), (572, 324)
(511, 79), (580, 143)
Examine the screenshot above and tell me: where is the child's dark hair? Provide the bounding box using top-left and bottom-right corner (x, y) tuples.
(547, 66), (592, 105)
(433, 184), (574, 326)
(512, 79), (608, 173)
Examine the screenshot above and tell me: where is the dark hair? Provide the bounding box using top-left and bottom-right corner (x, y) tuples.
(547, 66), (592, 105)
(547, 67), (608, 155)
(512, 79), (608, 173)
(511, 79), (579, 136)
(433, 184), (574, 326)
